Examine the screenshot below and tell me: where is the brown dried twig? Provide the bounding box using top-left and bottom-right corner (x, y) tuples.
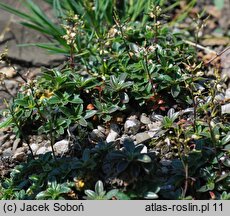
(205, 46), (230, 65)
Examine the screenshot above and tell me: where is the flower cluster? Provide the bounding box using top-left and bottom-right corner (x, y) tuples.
(62, 15), (84, 45)
(149, 5), (162, 19)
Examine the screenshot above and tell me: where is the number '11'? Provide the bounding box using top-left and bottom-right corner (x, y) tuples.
(213, 203), (223, 211)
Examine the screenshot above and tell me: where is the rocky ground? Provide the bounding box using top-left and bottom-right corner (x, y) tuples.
(0, 0), (230, 178)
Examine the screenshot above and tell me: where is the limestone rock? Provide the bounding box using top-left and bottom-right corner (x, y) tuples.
(140, 113), (151, 125)
(13, 147), (27, 162)
(135, 132), (151, 144)
(89, 126), (106, 142)
(221, 103), (230, 114)
(124, 119), (140, 135)
(53, 139), (69, 155)
(36, 146), (52, 155)
(106, 123), (120, 143)
(12, 138), (21, 152)
(0, 134), (9, 146)
(2, 141), (12, 150)
(2, 148), (13, 157)
(30, 143), (39, 154)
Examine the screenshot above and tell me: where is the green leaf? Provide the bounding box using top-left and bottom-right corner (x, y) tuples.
(95, 180), (104, 196)
(107, 105), (118, 114)
(70, 96), (83, 104)
(14, 99), (28, 107)
(0, 117), (13, 129)
(123, 140), (135, 153)
(197, 182), (215, 192)
(171, 84), (181, 98)
(144, 191), (159, 199)
(222, 159), (230, 168)
(167, 108), (175, 118)
(48, 95), (61, 104)
(222, 133), (230, 145)
(216, 173), (230, 182)
(115, 191), (130, 200)
(36, 191), (48, 200)
(116, 161), (129, 173)
(82, 149), (90, 161)
(224, 144), (230, 150)
(137, 154), (152, 163)
(58, 185), (71, 194)
(103, 115), (112, 122)
(84, 110), (97, 119)
(84, 190), (96, 199)
(105, 189), (119, 200)
(78, 116), (87, 127)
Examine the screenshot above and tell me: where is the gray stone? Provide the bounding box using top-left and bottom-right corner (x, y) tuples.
(90, 126), (106, 142)
(147, 131), (157, 138)
(53, 139), (69, 155)
(127, 114), (139, 120)
(221, 48), (230, 80)
(225, 88), (230, 99)
(0, 0), (65, 66)
(12, 138), (21, 152)
(215, 93), (225, 102)
(97, 125), (106, 133)
(36, 146), (51, 155)
(120, 134), (131, 145)
(148, 121), (162, 131)
(124, 119), (141, 135)
(0, 133), (9, 146)
(2, 148), (13, 157)
(13, 152), (26, 162)
(44, 141), (51, 148)
(36, 135), (45, 144)
(135, 132), (151, 144)
(140, 113), (151, 124)
(106, 123), (120, 143)
(13, 147), (26, 162)
(4, 80), (18, 95)
(2, 141), (12, 149)
(9, 134), (16, 140)
(30, 143), (39, 154)
(221, 103), (230, 114)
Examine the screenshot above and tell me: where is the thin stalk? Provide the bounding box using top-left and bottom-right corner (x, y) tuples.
(152, 9), (160, 63)
(154, 15), (158, 44)
(69, 42), (75, 71)
(176, 128), (189, 199)
(113, 15), (132, 60)
(186, 68), (197, 133)
(192, 93), (197, 132)
(144, 54), (156, 95)
(10, 64), (27, 83)
(207, 115), (222, 173)
(207, 80), (222, 173)
(182, 163), (189, 198)
(48, 118), (57, 162)
(7, 100), (34, 159)
(205, 46), (230, 66)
